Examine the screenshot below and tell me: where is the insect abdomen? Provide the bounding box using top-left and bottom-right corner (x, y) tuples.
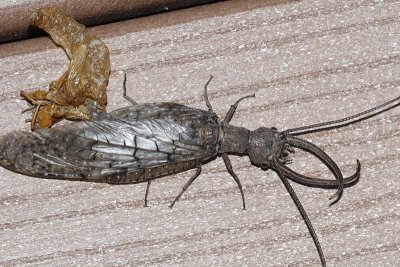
(103, 160), (202, 184)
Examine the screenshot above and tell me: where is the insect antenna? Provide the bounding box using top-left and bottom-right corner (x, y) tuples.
(284, 94), (400, 135)
(203, 75), (215, 112)
(274, 161), (326, 267)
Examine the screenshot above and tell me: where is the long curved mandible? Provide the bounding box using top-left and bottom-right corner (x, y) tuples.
(284, 135), (346, 201)
(278, 159), (360, 188)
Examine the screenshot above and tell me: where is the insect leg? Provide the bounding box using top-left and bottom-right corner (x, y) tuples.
(222, 153), (246, 210)
(122, 72), (137, 105)
(21, 105), (36, 114)
(274, 161), (326, 267)
(223, 93), (255, 124)
(203, 75), (214, 112)
(169, 165), (202, 208)
(30, 103), (42, 131)
(144, 181), (151, 207)
(20, 90), (50, 105)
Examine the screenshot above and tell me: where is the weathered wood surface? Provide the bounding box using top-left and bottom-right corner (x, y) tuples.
(0, 0), (225, 44)
(0, 1), (399, 266)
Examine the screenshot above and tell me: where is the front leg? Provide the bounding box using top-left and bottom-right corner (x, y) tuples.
(222, 153), (246, 210)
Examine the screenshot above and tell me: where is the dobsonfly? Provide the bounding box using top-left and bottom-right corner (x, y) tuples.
(1, 76), (399, 267)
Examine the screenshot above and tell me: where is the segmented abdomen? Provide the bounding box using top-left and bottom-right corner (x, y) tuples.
(103, 160), (202, 184)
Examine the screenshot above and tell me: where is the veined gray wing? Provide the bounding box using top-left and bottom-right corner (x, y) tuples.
(0, 103), (219, 182)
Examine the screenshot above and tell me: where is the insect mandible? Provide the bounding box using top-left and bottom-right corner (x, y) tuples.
(1, 76), (399, 267)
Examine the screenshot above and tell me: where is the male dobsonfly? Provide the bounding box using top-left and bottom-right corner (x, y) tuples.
(1, 75), (399, 266)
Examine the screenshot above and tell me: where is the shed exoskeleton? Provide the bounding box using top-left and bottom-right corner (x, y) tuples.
(20, 7), (110, 130)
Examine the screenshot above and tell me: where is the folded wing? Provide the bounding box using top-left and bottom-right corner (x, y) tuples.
(0, 103), (218, 182)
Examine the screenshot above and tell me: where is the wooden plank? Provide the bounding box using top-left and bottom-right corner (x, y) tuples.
(0, 1), (399, 266)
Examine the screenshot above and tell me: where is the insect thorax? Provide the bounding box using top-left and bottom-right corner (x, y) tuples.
(220, 125), (291, 169)
(219, 124), (250, 154)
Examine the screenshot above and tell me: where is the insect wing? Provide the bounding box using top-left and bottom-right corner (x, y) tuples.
(0, 104), (218, 182)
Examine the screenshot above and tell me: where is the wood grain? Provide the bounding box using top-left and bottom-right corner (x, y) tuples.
(0, 0), (399, 266)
